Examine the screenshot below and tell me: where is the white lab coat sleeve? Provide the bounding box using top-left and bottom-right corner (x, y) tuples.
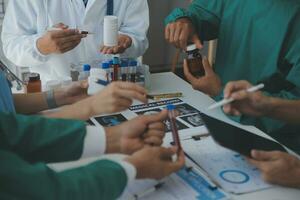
(1, 0), (49, 67)
(119, 0), (149, 58)
(81, 126), (107, 158)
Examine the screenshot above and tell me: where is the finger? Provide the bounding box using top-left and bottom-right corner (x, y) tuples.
(53, 23), (69, 29)
(116, 97), (133, 108)
(224, 81), (252, 99)
(113, 46), (125, 54)
(202, 57), (214, 76)
(169, 24), (176, 44)
(144, 130), (165, 139)
(160, 147), (177, 160)
(52, 29), (81, 38)
(165, 25), (171, 40)
(62, 34), (86, 43)
(148, 122), (165, 131)
(59, 40), (81, 53)
(167, 150), (185, 171)
(230, 90), (250, 101)
(251, 150), (278, 161)
(179, 29), (188, 50)
(173, 26), (182, 48)
(183, 59), (198, 85)
(116, 82), (147, 96)
(247, 158), (266, 170)
(116, 89), (147, 104)
(144, 137), (163, 146)
(107, 47), (114, 54)
(143, 110), (168, 125)
(79, 80), (89, 89)
(100, 46), (110, 54)
(191, 34), (203, 49)
(232, 109), (242, 116)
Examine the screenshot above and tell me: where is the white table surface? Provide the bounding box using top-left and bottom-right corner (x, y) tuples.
(149, 72), (300, 200)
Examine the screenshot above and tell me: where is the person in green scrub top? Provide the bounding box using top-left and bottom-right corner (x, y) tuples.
(220, 80), (300, 188)
(0, 69), (148, 120)
(164, 0), (300, 134)
(0, 109), (185, 199)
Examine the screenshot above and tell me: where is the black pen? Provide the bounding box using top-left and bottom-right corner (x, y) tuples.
(130, 182), (165, 200)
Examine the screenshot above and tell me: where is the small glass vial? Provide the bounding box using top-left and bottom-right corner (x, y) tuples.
(186, 44), (205, 77)
(25, 73), (41, 93)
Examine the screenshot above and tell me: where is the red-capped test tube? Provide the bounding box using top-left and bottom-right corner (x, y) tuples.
(167, 104), (182, 154)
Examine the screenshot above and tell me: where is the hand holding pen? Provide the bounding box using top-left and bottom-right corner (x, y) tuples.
(214, 81), (272, 117)
(37, 23), (87, 55)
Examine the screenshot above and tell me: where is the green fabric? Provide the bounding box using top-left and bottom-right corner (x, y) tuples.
(0, 150), (127, 200)
(0, 112), (128, 199)
(0, 112), (86, 163)
(165, 0), (300, 133)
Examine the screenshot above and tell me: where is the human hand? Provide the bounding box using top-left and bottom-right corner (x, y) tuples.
(126, 147), (185, 179)
(248, 150), (300, 188)
(37, 23), (86, 55)
(106, 110), (168, 154)
(165, 17), (203, 50)
(184, 57), (221, 97)
(223, 80), (271, 116)
(100, 34), (132, 54)
(88, 82), (148, 116)
(54, 80), (89, 106)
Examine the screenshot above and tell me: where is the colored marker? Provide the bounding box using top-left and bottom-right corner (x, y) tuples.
(167, 104), (182, 154)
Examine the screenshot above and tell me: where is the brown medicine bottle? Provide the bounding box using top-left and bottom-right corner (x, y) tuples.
(186, 44), (205, 77)
(25, 73), (42, 93)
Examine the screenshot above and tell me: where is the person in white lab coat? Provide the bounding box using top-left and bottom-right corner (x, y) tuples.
(1, 0), (149, 81)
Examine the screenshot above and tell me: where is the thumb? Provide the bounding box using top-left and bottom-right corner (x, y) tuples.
(80, 80), (89, 89)
(160, 147), (177, 160)
(191, 34), (203, 49)
(251, 150), (274, 161)
(202, 57), (214, 76)
(145, 110), (168, 124)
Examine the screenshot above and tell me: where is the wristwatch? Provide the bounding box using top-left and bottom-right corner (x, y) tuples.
(46, 90), (58, 109)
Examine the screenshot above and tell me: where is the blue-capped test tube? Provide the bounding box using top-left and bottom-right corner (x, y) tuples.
(101, 61), (111, 82)
(167, 104), (182, 154)
(120, 59), (129, 81)
(129, 60), (137, 83)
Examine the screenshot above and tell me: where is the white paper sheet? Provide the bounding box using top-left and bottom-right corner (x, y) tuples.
(181, 137), (272, 194)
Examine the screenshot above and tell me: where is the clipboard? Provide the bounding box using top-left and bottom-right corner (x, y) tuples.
(200, 113), (287, 157)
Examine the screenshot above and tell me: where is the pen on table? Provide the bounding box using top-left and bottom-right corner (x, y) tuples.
(146, 92), (183, 100)
(186, 166), (218, 190)
(130, 182), (165, 200)
(95, 79), (109, 86)
(207, 83), (265, 110)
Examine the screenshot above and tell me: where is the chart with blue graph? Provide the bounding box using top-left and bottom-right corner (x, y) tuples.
(182, 137), (272, 194)
(176, 168), (227, 200)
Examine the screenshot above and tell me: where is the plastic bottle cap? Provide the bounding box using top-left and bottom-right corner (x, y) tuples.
(102, 62), (110, 69)
(121, 60), (129, 68)
(113, 57), (120, 65)
(129, 60), (138, 66)
(166, 104), (175, 111)
(28, 73), (40, 81)
(83, 64), (91, 71)
(187, 44), (197, 52)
